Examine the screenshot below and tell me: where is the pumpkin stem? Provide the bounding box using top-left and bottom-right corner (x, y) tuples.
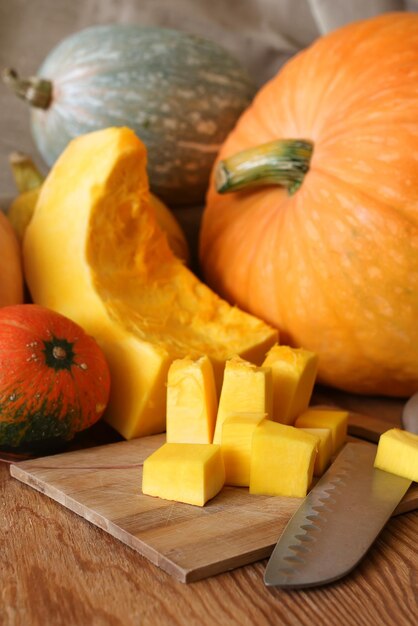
(215, 139), (314, 195)
(43, 338), (75, 371)
(2, 68), (52, 109)
(9, 152), (45, 193)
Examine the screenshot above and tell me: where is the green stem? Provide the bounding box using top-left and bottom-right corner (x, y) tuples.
(215, 139), (314, 195)
(2, 68), (52, 109)
(9, 152), (44, 193)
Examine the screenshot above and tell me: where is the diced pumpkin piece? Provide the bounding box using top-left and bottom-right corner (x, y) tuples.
(300, 427), (333, 476)
(142, 442), (225, 506)
(250, 421), (318, 498)
(23, 127), (278, 440)
(295, 408), (348, 453)
(262, 345), (318, 425)
(220, 413), (266, 486)
(374, 428), (418, 482)
(166, 355), (217, 444)
(213, 356), (272, 444)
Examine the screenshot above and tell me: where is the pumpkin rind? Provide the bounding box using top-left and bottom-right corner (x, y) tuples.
(27, 25), (255, 205)
(0, 211), (23, 307)
(0, 304), (111, 450)
(200, 13), (418, 397)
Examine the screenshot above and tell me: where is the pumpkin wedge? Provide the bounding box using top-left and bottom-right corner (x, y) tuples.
(7, 152), (190, 263)
(23, 127), (277, 439)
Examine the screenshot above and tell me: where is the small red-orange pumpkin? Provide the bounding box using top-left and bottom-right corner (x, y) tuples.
(200, 13), (418, 397)
(0, 304), (111, 451)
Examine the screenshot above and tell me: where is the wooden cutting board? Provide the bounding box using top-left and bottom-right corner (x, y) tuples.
(9, 416), (418, 583)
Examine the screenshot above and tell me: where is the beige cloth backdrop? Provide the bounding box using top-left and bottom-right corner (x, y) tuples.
(0, 0), (416, 202)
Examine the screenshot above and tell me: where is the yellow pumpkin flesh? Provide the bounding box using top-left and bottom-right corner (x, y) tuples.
(23, 127), (277, 439)
(8, 154), (190, 263)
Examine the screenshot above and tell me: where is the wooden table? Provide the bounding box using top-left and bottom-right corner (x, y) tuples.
(2, 391), (417, 626)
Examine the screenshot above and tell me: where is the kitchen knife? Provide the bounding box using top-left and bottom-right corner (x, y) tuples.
(264, 441), (412, 589)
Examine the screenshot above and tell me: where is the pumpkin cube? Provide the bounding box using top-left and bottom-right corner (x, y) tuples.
(213, 356), (272, 444)
(295, 408), (348, 454)
(262, 345), (318, 425)
(220, 413), (267, 486)
(249, 421), (318, 498)
(166, 355), (217, 444)
(299, 427), (333, 476)
(374, 428), (418, 482)
(142, 443), (225, 506)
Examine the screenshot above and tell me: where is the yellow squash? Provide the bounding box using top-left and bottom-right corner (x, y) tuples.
(142, 442), (225, 506)
(299, 427), (332, 476)
(374, 429), (418, 482)
(249, 420), (318, 498)
(8, 152), (190, 263)
(23, 127), (278, 439)
(213, 356), (273, 444)
(166, 355), (217, 444)
(262, 345), (318, 425)
(220, 413), (266, 486)
(295, 408), (348, 454)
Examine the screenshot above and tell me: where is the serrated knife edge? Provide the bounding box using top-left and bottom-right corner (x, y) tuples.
(264, 443), (412, 589)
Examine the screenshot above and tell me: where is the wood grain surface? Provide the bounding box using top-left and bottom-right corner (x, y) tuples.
(0, 393), (416, 625)
(2, 460), (417, 626)
(9, 434), (300, 583)
(8, 411), (418, 587)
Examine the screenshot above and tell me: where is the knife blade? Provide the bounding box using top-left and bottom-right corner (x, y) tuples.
(264, 442), (412, 589)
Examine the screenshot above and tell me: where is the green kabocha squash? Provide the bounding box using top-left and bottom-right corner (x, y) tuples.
(3, 25), (255, 205)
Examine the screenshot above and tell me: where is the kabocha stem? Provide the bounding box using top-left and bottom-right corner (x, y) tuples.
(9, 152), (44, 193)
(215, 139), (314, 195)
(2, 68), (52, 109)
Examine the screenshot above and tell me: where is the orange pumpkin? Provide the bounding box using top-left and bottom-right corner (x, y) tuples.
(0, 211), (23, 307)
(200, 13), (418, 397)
(0, 304), (111, 452)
